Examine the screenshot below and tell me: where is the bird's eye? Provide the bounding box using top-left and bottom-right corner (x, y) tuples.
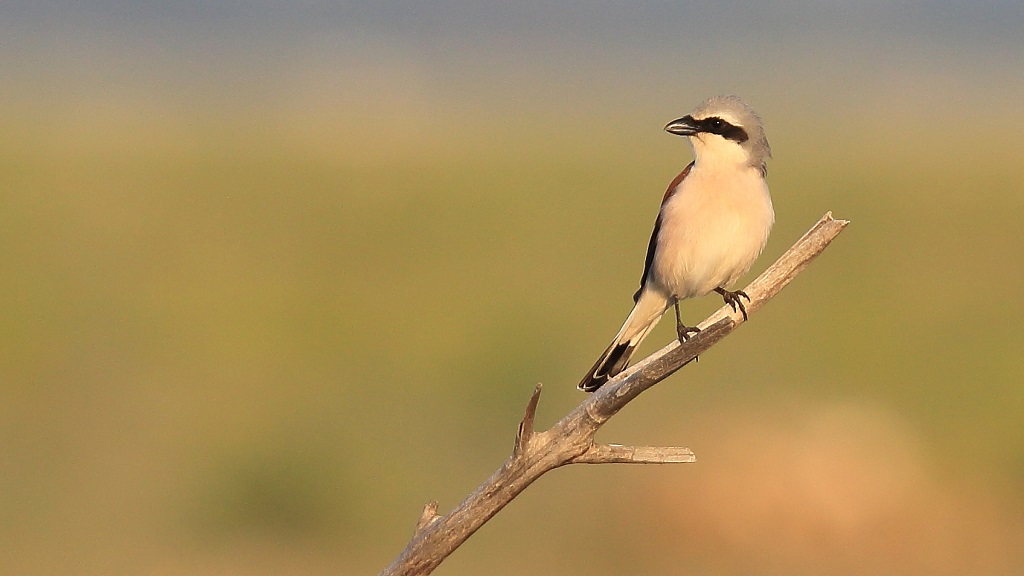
(709, 119), (724, 130)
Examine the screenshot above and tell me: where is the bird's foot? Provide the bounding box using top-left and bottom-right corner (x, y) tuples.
(715, 287), (750, 320)
(673, 299), (701, 343)
(676, 323), (701, 343)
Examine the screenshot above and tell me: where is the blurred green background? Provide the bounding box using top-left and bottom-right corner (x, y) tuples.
(3, 3), (1024, 575)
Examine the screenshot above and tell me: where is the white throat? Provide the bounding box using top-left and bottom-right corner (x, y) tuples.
(688, 134), (751, 172)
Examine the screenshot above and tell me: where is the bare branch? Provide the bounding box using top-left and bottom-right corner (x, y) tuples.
(381, 212), (849, 576)
(570, 444), (696, 464)
(514, 384), (543, 456)
(414, 502), (440, 533)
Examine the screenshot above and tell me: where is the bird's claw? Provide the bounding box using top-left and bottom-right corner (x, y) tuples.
(716, 288), (750, 320)
(673, 299), (701, 343)
(676, 324), (701, 343)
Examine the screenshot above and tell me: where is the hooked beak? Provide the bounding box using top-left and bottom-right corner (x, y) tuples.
(664, 115), (698, 136)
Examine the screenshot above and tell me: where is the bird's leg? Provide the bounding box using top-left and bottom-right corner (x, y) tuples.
(674, 299), (701, 343)
(715, 287), (750, 321)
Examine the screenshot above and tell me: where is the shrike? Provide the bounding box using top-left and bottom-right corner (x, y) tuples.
(578, 95), (774, 392)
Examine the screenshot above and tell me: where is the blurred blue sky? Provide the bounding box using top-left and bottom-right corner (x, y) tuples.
(5, 2), (1022, 108)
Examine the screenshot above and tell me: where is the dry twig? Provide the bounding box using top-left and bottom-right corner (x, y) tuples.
(381, 212), (849, 576)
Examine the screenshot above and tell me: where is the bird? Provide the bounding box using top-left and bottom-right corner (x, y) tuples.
(577, 95), (774, 392)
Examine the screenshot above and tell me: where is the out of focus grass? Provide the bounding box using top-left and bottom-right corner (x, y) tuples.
(2, 83), (1023, 575)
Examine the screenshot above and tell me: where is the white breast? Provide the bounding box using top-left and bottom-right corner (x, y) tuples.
(650, 164), (774, 299)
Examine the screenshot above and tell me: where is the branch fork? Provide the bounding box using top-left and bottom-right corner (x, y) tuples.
(515, 383), (692, 466)
(382, 212), (849, 576)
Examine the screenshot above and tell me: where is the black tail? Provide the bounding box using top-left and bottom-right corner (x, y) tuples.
(576, 289), (670, 392)
(577, 340), (636, 392)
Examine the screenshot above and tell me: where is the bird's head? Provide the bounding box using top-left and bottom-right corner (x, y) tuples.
(664, 95), (771, 174)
